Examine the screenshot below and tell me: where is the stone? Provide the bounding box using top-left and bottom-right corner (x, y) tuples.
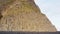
(0, 0), (57, 32)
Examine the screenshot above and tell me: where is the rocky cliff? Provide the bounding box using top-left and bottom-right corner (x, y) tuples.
(0, 0), (57, 32)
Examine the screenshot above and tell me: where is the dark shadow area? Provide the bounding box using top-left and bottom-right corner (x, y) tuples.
(0, 31), (60, 34)
(0, 13), (3, 19)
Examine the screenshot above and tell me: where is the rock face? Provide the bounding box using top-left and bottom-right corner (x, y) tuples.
(0, 0), (57, 32)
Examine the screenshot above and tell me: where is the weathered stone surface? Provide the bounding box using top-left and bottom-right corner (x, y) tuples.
(0, 0), (57, 32)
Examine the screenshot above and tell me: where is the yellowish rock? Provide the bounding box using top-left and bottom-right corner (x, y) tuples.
(0, 0), (57, 32)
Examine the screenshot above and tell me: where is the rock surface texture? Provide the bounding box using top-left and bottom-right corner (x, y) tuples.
(0, 0), (57, 32)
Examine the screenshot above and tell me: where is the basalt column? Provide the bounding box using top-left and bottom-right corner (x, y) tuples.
(0, 0), (57, 32)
